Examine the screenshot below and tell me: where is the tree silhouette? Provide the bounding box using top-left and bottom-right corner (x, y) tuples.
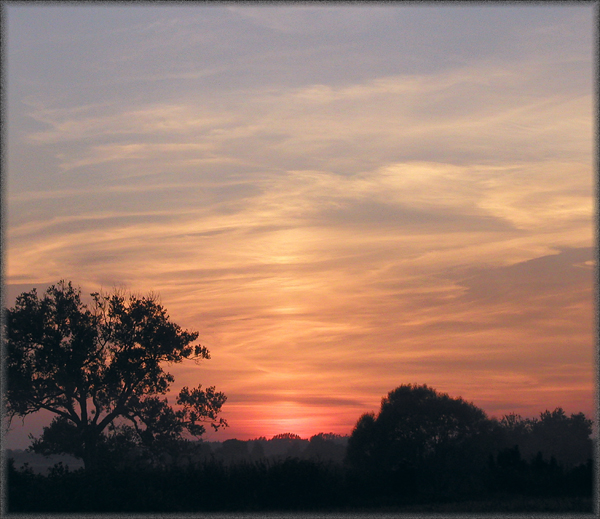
(5, 281), (227, 470)
(304, 433), (346, 463)
(269, 433), (304, 458)
(532, 408), (593, 466)
(498, 408), (593, 467)
(272, 433), (302, 440)
(346, 384), (495, 495)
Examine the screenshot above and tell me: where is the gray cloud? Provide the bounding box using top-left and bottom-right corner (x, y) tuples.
(315, 198), (516, 233)
(457, 247), (594, 304)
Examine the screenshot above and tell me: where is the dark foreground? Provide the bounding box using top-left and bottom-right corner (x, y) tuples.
(6, 455), (594, 513)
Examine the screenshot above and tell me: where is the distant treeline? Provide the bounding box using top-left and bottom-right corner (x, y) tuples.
(6, 432), (347, 474)
(167, 432), (349, 466)
(6, 404), (594, 513)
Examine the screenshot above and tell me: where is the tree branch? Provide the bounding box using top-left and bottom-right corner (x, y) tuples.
(37, 402), (79, 424)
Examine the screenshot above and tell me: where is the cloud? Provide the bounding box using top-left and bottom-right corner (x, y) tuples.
(7, 158), (593, 322)
(27, 104), (233, 145)
(4, 5), (595, 444)
(17, 52), (592, 182)
(457, 247), (594, 303)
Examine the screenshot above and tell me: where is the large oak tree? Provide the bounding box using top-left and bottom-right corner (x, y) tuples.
(4, 281), (227, 470)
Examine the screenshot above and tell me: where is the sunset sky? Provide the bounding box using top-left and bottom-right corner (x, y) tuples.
(3, 4), (596, 448)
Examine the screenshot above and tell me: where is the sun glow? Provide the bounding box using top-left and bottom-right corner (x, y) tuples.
(211, 400), (360, 441)
(258, 402), (314, 437)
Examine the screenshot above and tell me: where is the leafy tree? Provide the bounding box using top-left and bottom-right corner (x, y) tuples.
(304, 433), (347, 463)
(498, 408), (593, 467)
(272, 433), (302, 440)
(346, 384), (495, 495)
(531, 408), (593, 466)
(263, 433), (305, 459)
(345, 412), (378, 471)
(4, 281), (227, 470)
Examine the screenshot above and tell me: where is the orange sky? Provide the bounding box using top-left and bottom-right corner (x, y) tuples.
(4, 5), (596, 447)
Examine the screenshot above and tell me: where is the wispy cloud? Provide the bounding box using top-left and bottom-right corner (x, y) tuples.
(4, 4), (595, 445)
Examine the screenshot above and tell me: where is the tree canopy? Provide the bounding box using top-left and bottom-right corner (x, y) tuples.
(345, 384), (495, 494)
(4, 281), (227, 470)
(498, 408), (593, 467)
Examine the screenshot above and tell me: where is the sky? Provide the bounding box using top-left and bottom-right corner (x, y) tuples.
(3, 4), (597, 448)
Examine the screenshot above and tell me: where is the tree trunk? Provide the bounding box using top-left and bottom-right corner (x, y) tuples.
(82, 428), (99, 471)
